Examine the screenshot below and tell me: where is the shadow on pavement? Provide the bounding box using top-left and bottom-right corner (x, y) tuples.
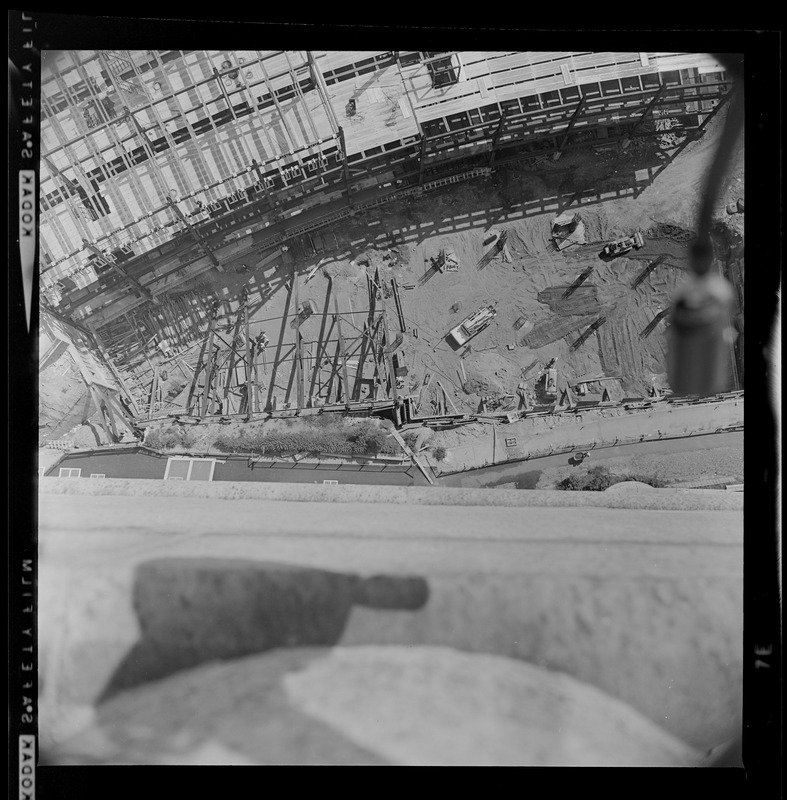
(99, 557), (430, 703)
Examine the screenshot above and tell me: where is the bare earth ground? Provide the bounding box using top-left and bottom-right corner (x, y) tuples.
(41, 109), (744, 484)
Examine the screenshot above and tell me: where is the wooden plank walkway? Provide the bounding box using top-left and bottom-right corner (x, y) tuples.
(326, 63), (419, 155)
(401, 51), (724, 126)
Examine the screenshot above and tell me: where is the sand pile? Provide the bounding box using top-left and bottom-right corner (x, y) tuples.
(462, 351), (515, 395)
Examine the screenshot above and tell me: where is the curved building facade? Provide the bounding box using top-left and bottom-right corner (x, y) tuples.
(39, 50), (730, 332)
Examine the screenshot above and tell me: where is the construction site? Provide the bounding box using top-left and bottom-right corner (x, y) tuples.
(30, 41), (767, 774)
(38, 50), (745, 484)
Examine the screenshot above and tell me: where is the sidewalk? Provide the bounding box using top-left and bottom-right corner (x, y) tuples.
(437, 398), (744, 475)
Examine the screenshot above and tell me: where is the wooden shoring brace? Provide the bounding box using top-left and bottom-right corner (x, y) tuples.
(88, 323), (142, 418)
(186, 303), (219, 415)
(299, 332), (308, 408)
(389, 427), (435, 485)
(325, 341), (342, 405)
(332, 292), (353, 409)
(368, 314), (385, 386)
(375, 285), (399, 406)
(293, 264), (305, 409)
(206, 346), (225, 416)
(200, 328), (218, 418)
(92, 384), (130, 442)
(223, 292), (247, 403)
(148, 365), (160, 419)
(351, 304), (378, 400)
(391, 277), (407, 332)
(89, 384), (116, 443)
(244, 300), (254, 418)
(436, 379), (459, 414)
(102, 388), (139, 436)
(248, 341), (264, 413)
(322, 335), (365, 403)
(309, 315), (336, 400)
(81, 390), (94, 424)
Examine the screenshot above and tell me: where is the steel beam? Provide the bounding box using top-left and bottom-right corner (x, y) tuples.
(213, 66), (239, 121)
(692, 86), (734, 136)
(487, 109), (509, 167)
(167, 197), (221, 267)
(81, 238), (158, 303)
(306, 50), (341, 135)
(257, 55), (297, 150)
(417, 134), (429, 185)
(338, 126), (353, 205)
(625, 81), (667, 142)
(283, 51), (321, 143)
(554, 96), (588, 157)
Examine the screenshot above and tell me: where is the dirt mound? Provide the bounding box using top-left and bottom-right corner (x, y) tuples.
(462, 351), (515, 395)
(323, 259), (367, 284)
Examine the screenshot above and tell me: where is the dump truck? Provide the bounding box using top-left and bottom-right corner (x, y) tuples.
(448, 303), (497, 347)
(601, 232), (645, 258)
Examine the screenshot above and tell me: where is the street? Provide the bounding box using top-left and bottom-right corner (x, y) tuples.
(439, 430), (743, 488)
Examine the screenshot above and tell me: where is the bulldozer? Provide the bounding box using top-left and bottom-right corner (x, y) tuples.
(601, 232), (645, 258)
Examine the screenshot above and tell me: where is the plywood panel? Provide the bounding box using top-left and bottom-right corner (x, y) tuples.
(327, 65), (419, 155)
(314, 51), (389, 75)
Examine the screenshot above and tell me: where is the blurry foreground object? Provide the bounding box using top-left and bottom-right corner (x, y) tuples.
(667, 54), (743, 397)
(41, 645), (703, 767)
(667, 271), (737, 396)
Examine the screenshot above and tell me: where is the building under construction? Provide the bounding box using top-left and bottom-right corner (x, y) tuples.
(39, 50), (733, 432)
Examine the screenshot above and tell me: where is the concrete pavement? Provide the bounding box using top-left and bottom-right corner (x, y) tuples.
(440, 430), (743, 488)
(436, 397), (744, 474)
(39, 480), (742, 764)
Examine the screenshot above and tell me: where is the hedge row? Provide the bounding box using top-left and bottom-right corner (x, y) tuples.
(213, 421), (400, 456)
(146, 426), (198, 450)
(557, 466), (666, 491)
(147, 419), (405, 457)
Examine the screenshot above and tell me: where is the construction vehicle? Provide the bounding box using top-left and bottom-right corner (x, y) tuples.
(543, 357), (558, 398)
(551, 212), (586, 251)
(434, 248), (459, 273)
(601, 232), (645, 258)
(447, 303), (497, 347)
(295, 299), (318, 324)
